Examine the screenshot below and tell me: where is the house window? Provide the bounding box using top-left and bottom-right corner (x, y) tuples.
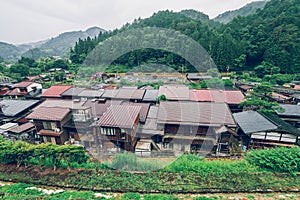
(100, 127), (116, 136)
(43, 122), (57, 130)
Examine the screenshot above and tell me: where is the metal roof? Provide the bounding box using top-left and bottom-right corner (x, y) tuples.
(35, 99), (88, 110)
(233, 111), (277, 135)
(158, 85), (190, 100)
(61, 87), (85, 97)
(0, 99), (39, 117)
(27, 106), (71, 121)
(276, 104), (300, 117)
(142, 89), (158, 102)
(137, 106), (163, 135)
(114, 88), (145, 100)
(83, 99), (122, 118)
(101, 89), (119, 98)
(157, 101), (236, 126)
(78, 89), (104, 98)
(97, 105), (141, 129)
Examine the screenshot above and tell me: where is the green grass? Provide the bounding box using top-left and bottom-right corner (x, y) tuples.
(164, 154), (262, 174)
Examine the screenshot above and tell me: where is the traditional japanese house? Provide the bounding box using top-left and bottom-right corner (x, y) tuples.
(34, 99), (93, 141)
(157, 101), (237, 154)
(233, 110), (300, 149)
(92, 105), (141, 152)
(26, 106), (72, 145)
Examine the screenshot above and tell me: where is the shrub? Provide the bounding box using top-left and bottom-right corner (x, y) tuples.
(245, 147), (300, 174)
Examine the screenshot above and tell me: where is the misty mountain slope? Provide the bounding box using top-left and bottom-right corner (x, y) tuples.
(22, 27), (105, 59)
(214, 1), (268, 24)
(0, 42), (21, 61)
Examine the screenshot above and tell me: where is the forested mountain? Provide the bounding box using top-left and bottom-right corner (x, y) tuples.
(0, 42), (21, 61)
(71, 10), (241, 72)
(224, 0), (300, 73)
(22, 27), (105, 59)
(214, 1), (268, 24)
(71, 0), (300, 74)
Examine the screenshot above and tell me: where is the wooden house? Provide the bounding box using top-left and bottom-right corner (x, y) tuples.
(92, 105), (141, 152)
(233, 110), (300, 149)
(157, 101), (237, 154)
(26, 106), (72, 145)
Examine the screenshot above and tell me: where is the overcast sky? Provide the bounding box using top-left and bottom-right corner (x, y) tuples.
(1, 0), (259, 44)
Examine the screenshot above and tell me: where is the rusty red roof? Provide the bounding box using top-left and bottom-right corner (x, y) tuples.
(41, 85), (73, 98)
(27, 106), (70, 121)
(157, 101), (236, 127)
(97, 105), (141, 129)
(294, 85), (300, 90)
(8, 122), (35, 134)
(15, 81), (34, 88)
(190, 90), (244, 105)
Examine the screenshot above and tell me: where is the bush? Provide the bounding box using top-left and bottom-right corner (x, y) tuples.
(245, 147), (300, 174)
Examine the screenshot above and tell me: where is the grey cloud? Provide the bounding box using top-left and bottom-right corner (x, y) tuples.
(0, 0), (259, 44)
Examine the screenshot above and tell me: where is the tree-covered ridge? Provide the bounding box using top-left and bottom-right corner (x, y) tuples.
(71, 10), (241, 72)
(225, 0), (300, 73)
(70, 0), (299, 74)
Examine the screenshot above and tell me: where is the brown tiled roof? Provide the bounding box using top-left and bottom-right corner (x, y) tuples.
(158, 85), (189, 100)
(27, 106), (70, 121)
(38, 129), (62, 137)
(8, 122), (35, 134)
(97, 105), (141, 129)
(157, 101), (236, 127)
(15, 81), (34, 88)
(190, 89), (244, 104)
(41, 85), (73, 97)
